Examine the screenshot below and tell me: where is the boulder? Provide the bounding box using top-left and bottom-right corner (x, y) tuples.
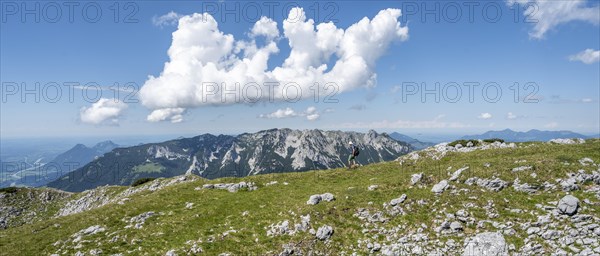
(557, 195), (579, 216)
(306, 195), (322, 205)
(389, 194), (407, 206)
(307, 193), (335, 205)
(411, 173), (423, 185)
(450, 167), (469, 181)
(320, 193), (335, 202)
(432, 180), (449, 194)
(315, 225), (333, 240)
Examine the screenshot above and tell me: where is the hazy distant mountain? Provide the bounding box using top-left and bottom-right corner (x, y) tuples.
(49, 140), (120, 173)
(461, 129), (590, 142)
(388, 132), (435, 150)
(0, 141), (119, 188)
(47, 129), (412, 192)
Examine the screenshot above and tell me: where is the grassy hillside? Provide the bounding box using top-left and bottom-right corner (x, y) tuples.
(1, 140), (599, 255)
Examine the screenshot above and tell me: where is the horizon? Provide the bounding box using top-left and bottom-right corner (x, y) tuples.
(2, 1), (599, 138)
(1, 127), (597, 145)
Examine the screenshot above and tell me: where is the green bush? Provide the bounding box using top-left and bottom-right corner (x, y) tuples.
(448, 139), (479, 147)
(131, 177), (156, 187)
(483, 138), (505, 143)
(0, 186), (19, 194)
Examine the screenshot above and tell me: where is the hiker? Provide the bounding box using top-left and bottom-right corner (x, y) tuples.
(348, 141), (359, 168)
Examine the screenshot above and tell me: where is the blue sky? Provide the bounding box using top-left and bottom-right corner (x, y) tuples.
(1, 0), (599, 139)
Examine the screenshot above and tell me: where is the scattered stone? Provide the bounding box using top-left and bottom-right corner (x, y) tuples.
(71, 225), (106, 243)
(315, 225), (334, 240)
(265, 181), (278, 186)
(432, 180), (449, 194)
(306, 193), (335, 205)
(354, 208), (388, 223)
(202, 182), (257, 192)
(512, 166), (532, 172)
(462, 232), (507, 256)
(411, 173), (423, 185)
(165, 249), (177, 256)
(557, 195), (579, 216)
(267, 220), (290, 237)
(185, 202), (193, 209)
(320, 193), (335, 202)
(307, 195), (322, 205)
(579, 158), (594, 166)
(560, 178), (580, 191)
(389, 194), (407, 206)
(368, 185), (379, 191)
(467, 177), (508, 192)
(548, 138), (585, 144)
(74, 225), (105, 237)
(450, 221), (463, 232)
(294, 214), (311, 232)
(513, 178), (539, 194)
(450, 167), (469, 181)
(125, 211), (154, 229)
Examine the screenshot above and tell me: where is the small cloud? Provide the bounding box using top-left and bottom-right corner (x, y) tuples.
(478, 113), (492, 119)
(152, 11), (183, 27)
(506, 112), (517, 120)
(569, 49), (600, 64)
(581, 98), (594, 103)
(323, 108), (335, 113)
(544, 122), (558, 128)
(349, 104), (367, 111)
(305, 107), (320, 121)
(147, 108), (186, 123)
(260, 107), (321, 121)
(259, 107), (298, 119)
(80, 98), (127, 125)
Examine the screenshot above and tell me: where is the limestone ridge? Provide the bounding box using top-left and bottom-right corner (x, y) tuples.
(47, 129), (412, 192)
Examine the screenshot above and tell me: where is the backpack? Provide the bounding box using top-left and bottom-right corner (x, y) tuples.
(353, 146), (360, 156)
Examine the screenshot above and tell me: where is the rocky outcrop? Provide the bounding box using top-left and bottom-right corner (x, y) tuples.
(462, 232), (507, 256)
(306, 193), (335, 205)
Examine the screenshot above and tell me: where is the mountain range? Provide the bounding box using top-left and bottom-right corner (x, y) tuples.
(388, 132), (436, 150)
(460, 129), (592, 142)
(47, 129), (412, 192)
(0, 141), (119, 188)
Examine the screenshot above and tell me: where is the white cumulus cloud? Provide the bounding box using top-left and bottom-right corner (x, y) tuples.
(259, 106), (320, 121)
(507, 0), (600, 39)
(478, 113), (492, 119)
(147, 108), (186, 123)
(80, 98), (127, 125)
(152, 11), (184, 27)
(569, 49), (600, 64)
(305, 106), (320, 121)
(139, 7), (408, 122)
(507, 112), (517, 120)
(259, 107), (298, 119)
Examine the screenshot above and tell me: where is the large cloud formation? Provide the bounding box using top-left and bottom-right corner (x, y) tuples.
(139, 7), (408, 122)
